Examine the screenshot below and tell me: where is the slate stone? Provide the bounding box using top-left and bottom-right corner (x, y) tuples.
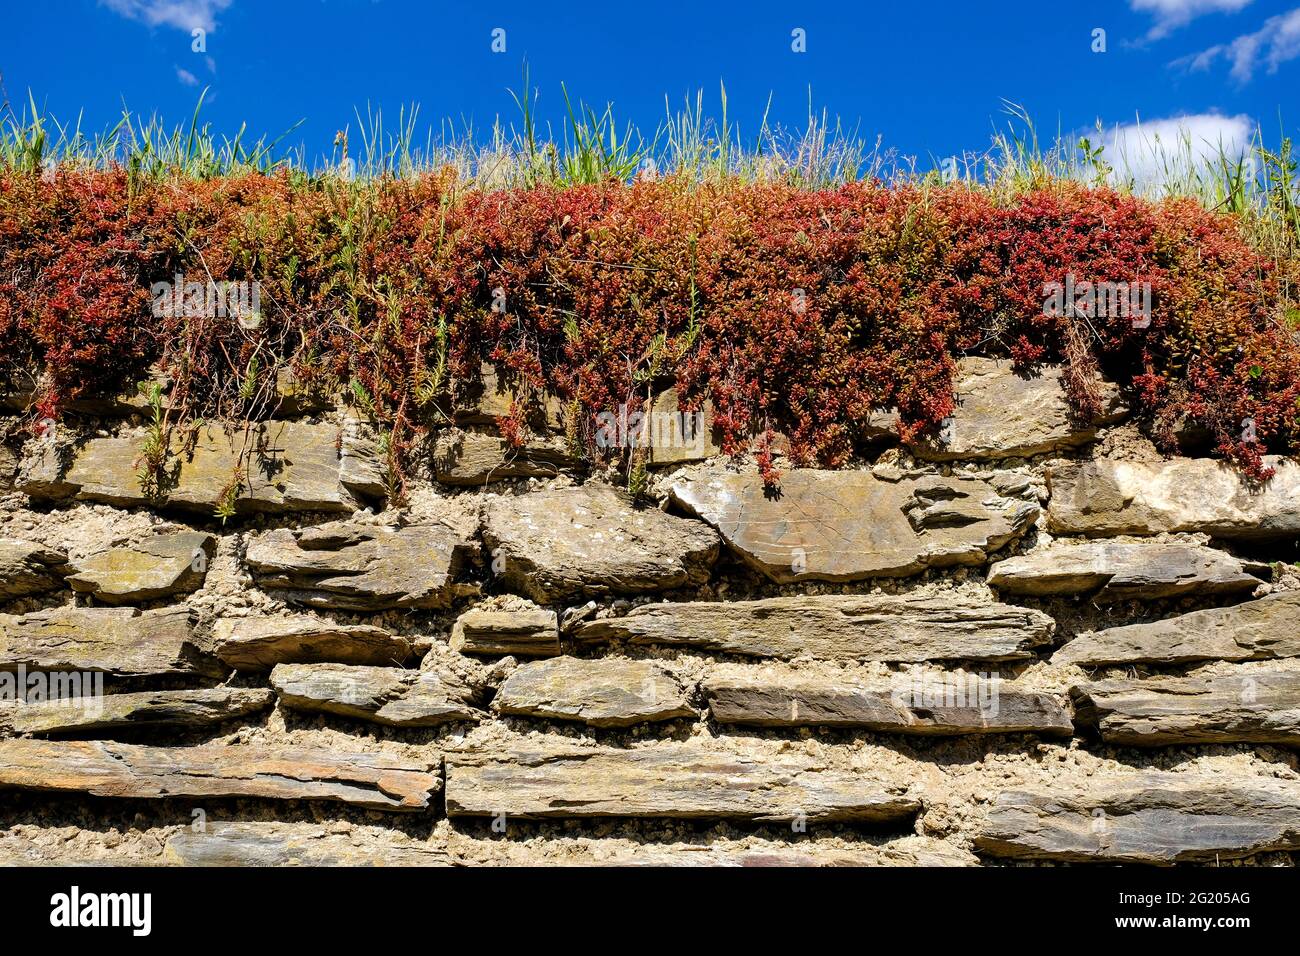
(1047, 457), (1300, 541)
(909, 358), (1126, 461)
(987, 541), (1262, 602)
(5, 687), (273, 736)
(0, 739), (441, 811)
(704, 669), (1072, 735)
(432, 428), (576, 485)
(449, 605), (561, 657)
(670, 469), (1038, 583)
(575, 594), (1055, 662)
(0, 606), (217, 678)
(445, 740), (920, 823)
(245, 518), (476, 610)
(1070, 671), (1300, 746)
(0, 538), (67, 600)
(164, 822), (451, 866)
(270, 662), (480, 726)
(1053, 591), (1300, 665)
(212, 616), (414, 671)
(494, 657), (694, 727)
(65, 530), (215, 604)
(482, 484), (719, 602)
(976, 773), (1300, 864)
(21, 421), (373, 516)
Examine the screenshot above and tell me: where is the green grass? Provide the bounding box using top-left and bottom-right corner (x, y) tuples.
(0, 89), (300, 178)
(4, 82), (1297, 257)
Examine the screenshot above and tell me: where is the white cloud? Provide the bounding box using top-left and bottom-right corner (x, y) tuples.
(100, 0), (232, 33)
(1131, 0), (1254, 39)
(1099, 113), (1255, 188)
(175, 66), (199, 86)
(1178, 7), (1300, 81)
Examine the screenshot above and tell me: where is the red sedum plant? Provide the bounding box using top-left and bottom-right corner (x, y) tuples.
(1, 166), (1296, 489)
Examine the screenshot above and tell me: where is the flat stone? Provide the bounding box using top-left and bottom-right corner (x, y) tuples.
(13, 443), (77, 499)
(494, 657), (693, 727)
(270, 662), (480, 726)
(164, 822), (451, 866)
(483, 484), (719, 602)
(21, 421), (374, 516)
(910, 358), (1124, 461)
(859, 409), (901, 443)
(0, 445), (18, 491)
(454, 361), (565, 431)
(245, 518), (476, 610)
(212, 617), (414, 671)
(1070, 671), (1300, 746)
(976, 772), (1300, 864)
(65, 530), (215, 604)
(610, 404), (792, 464)
(669, 469), (1038, 583)
(338, 420), (388, 498)
(5, 687), (273, 736)
(0, 606), (217, 678)
(449, 605), (560, 657)
(987, 541), (1262, 602)
(274, 367), (334, 416)
(1053, 591), (1300, 665)
(0, 739), (440, 812)
(432, 428), (575, 485)
(1047, 457), (1300, 541)
(704, 669), (1071, 735)
(445, 740), (920, 823)
(644, 388), (724, 466)
(0, 538), (67, 600)
(575, 594), (1054, 662)
(2, 369), (167, 418)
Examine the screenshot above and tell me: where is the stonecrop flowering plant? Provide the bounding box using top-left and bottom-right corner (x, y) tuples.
(2, 156), (1297, 495)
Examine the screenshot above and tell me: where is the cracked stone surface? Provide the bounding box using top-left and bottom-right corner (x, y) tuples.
(270, 662), (481, 726)
(576, 594), (1054, 662)
(245, 518), (478, 610)
(976, 773), (1300, 864)
(1053, 591), (1300, 665)
(483, 484), (719, 602)
(494, 657), (694, 727)
(21, 421), (377, 516)
(0, 739), (441, 811)
(1047, 457), (1300, 541)
(444, 739), (921, 823)
(987, 540), (1263, 602)
(65, 530), (215, 604)
(669, 468), (1037, 583)
(909, 358), (1126, 461)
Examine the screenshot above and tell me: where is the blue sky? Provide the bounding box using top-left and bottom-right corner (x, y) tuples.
(1, 0), (1298, 171)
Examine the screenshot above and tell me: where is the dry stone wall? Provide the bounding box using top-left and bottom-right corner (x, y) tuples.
(0, 357), (1298, 867)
